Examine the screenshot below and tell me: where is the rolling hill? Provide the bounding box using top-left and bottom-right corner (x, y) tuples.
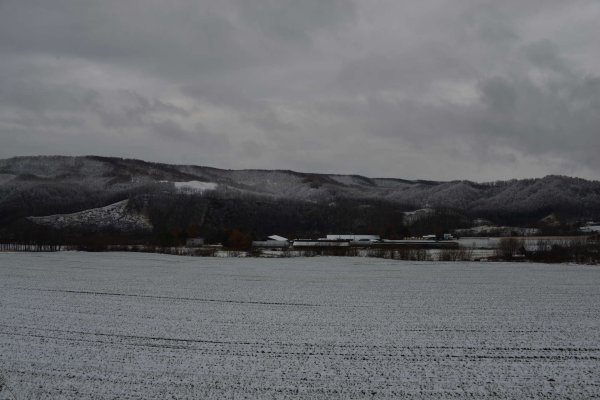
(1, 155), (599, 243)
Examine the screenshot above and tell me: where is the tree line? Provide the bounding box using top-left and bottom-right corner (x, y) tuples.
(1, 180), (598, 252)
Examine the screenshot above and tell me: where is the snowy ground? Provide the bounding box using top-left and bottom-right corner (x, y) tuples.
(173, 180), (217, 192)
(0, 253), (599, 399)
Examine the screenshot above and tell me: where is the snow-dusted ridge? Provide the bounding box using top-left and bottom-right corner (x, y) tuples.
(2, 155), (600, 216)
(28, 200), (152, 232)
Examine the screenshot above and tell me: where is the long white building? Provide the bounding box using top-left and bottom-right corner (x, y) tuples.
(324, 235), (380, 241)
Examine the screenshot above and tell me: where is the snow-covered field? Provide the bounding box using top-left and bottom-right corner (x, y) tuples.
(173, 181), (217, 192)
(1, 253), (599, 399)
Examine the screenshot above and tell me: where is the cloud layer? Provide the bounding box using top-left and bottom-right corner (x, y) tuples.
(1, 0), (599, 180)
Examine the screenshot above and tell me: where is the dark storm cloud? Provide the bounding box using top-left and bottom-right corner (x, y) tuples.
(0, 0), (599, 180)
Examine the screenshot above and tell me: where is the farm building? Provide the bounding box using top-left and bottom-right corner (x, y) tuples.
(292, 240), (350, 248)
(378, 239), (459, 249)
(267, 235), (288, 241)
(324, 235), (380, 241)
(252, 234), (290, 250)
(251, 240), (290, 249)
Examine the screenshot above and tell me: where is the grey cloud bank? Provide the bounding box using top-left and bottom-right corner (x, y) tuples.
(1, 0), (599, 181)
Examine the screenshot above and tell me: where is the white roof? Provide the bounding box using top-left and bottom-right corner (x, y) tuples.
(268, 235), (288, 241)
(325, 234), (380, 241)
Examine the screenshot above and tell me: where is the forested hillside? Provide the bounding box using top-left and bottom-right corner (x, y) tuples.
(1, 155), (599, 246)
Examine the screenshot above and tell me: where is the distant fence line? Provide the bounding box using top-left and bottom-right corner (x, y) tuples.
(1, 240), (599, 264)
(0, 243), (62, 252)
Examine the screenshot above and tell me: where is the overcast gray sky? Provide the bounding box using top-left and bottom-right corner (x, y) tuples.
(1, 1), (599, 181)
